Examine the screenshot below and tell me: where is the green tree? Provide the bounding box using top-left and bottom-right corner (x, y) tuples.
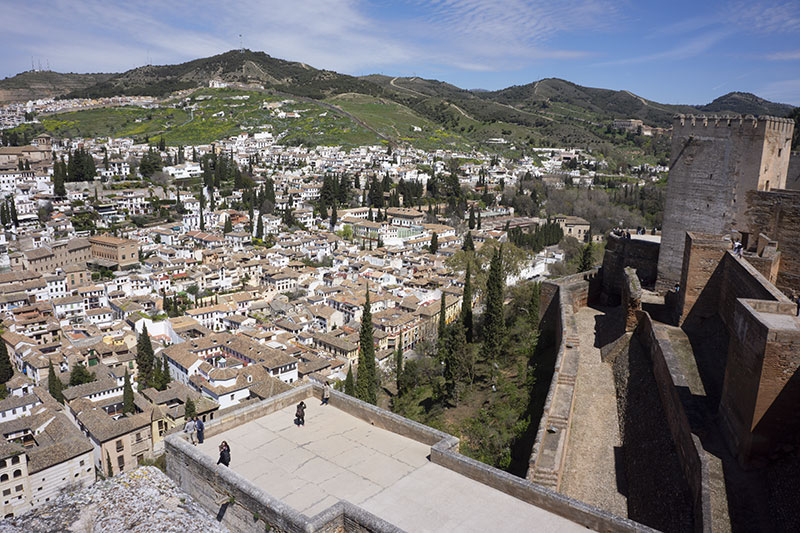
(185, 396), (196, 419)
(123, 369), (135, 414)
(578, 242), (594, 272)
(53, 157), (66, 197)
(223, 216), (233, 234)
(344, 364), (355, 396)
(69, 363), (95, 387)
(106, 450), (113, 477)
(437, 294), (447, 354)
(0, 338), (13, 384)
(136, 325), (155, 389)
(395, 332), (404, 396)
(160, 356), (171, 390)
(462, 231), (474, 252)
(461, 263), (474, 343)
(355, 289), (377, 404)
(468, 205), (476, 229)
(330, 203), (338, 229)
(529, 282), (541, 328)
(482, 245), (505, 375)
(48, 361), (64, 404)
(429, 232), (439, 254)
(255, 215), (264, 240)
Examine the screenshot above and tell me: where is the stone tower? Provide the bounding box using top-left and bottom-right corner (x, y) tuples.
(656, 114), (795, 290)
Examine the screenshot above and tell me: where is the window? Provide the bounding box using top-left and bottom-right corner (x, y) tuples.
(2, 489), (9, 497)
(12, 470), (21, 479)
(115, 440), (123, 452)
(117, 456), (124, 471)
(14, 485), (22, 492)
(11, 456), (19, 465)
(80, 460), (85, 467)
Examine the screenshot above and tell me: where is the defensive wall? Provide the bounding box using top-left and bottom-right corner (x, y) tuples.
(657, 114), (794, 290)
(787, 151), (800, 190)
(746, 188), (800, 297)
(165, 381), (651, 533)
(527, 271), (600, 490)
(599, 235), (659, 305)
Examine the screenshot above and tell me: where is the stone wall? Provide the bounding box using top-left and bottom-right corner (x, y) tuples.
(746, 189), (800, 297)
(634, 314), (711, 533)
(657, 115), (795, 290)
(787, 152), (800, 190)
(601, 235), (660, 304)
(165, 382), (650, 533)
(622, 267), (642, 331)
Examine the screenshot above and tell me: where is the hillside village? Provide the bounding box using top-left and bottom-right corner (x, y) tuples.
(0, 105), (643, 519)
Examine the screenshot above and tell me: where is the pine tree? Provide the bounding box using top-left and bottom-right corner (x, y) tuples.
(395, 332), (403, 396)
(344, 364), (355, 396)
(185, 397), (196, 419)
(223, 216), (233, 234)
(482, 245), (505, 373)
(136, 325), (155, 389)
(106, 451), (114, 477)
(355, 289), (377, 404)
(461, 263), (473, 343)
(69, 362), (95, 386)
(123, 369), (135, 414)
(48, 361), (64, 404)
(429, 232), (438, 254)
(0, 339), (13, 384)
(578, 243), (594, 272)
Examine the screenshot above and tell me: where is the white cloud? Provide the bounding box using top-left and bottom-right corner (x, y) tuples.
(756, 79), (800, 105)
(766, 50), (800, 61)
(727, 1), (800, 34)
(596, 30), (730, 67)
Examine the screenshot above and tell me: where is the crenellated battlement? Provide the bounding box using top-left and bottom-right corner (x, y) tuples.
(674, 114), (795, 134)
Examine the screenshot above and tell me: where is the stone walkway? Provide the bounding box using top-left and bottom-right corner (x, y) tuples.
(559, 307), (628, 517)
(199, 404), (587, 532)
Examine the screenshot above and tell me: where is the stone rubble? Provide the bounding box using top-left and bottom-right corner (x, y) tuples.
(0, 466), (229, 533)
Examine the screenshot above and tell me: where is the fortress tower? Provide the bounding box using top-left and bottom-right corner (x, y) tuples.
(656, 114), (795, 290)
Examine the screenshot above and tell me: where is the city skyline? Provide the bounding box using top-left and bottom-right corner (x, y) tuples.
(1, 0), (799, 106)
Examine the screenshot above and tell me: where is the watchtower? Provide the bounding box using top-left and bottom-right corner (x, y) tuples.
(656, 114), (795, 290)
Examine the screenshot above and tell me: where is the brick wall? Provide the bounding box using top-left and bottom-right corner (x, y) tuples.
(601, 235), (659, 304)
(746, 189), (800, 297)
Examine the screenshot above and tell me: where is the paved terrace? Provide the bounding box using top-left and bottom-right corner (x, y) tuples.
(198, 403), (586, 532)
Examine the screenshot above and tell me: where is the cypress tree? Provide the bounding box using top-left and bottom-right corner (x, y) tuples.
(136, 325), (154, 389)
(330, 203), (337, 229)
(462, 231), (474, 252)
(429, 232), (438, 254)
(48, 361), (64, 404)
(123, 369), (135, 414)
(185, 397), (196, 419)
(578, 243), (594, 272)
(482, 245), (505, 373)
(223, 216), (233, 234)
(529, 282), (541, 328)
(395, 332), (403, 396)
(256, 215), (264, 240)
(344, 364), (355, 396)
(160, 356), (171, 390)
(0, 339), (13, 384)
(461, 263), (473, 343)
(468, 206), (476, 229)
(106, 451), (114, 477)
(355, 289), (377, 404)
(438, 294), (447, 351)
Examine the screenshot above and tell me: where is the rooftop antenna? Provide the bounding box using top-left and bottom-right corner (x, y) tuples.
(31, 57), (35, 71)
(239, 34), (244, 52)
(147, 49), (151, 66)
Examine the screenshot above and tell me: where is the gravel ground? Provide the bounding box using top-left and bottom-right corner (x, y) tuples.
(0, 466), (229, 533)
(559, 306), (628, 517)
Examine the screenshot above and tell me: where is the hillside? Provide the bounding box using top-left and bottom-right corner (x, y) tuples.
(65, 49), (381, 100)
(0, 70), (113, 104)
(4, 49), (795, 160)
(698, 92), (795, 117)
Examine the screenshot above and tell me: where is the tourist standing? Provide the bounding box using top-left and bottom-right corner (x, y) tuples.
(195, 416), (205, 444)
(295, 401), (306, 426)
(184, 417), (197, 445)
(217, 441), (230, 467)
(322, 382), (331, 405)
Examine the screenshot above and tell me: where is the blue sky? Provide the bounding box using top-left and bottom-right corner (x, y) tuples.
(2, 0), (799, 105)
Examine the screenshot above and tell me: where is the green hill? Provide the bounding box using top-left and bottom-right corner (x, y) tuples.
(0, 71), (113, 104)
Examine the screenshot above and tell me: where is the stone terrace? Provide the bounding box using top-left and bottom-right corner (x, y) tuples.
(197, 404), (586, 533)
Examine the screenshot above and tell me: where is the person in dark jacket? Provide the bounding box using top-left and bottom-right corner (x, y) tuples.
(295, 401), (306, 426)
(195, 417), (205, 444)
(217, 441), (230, 466)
